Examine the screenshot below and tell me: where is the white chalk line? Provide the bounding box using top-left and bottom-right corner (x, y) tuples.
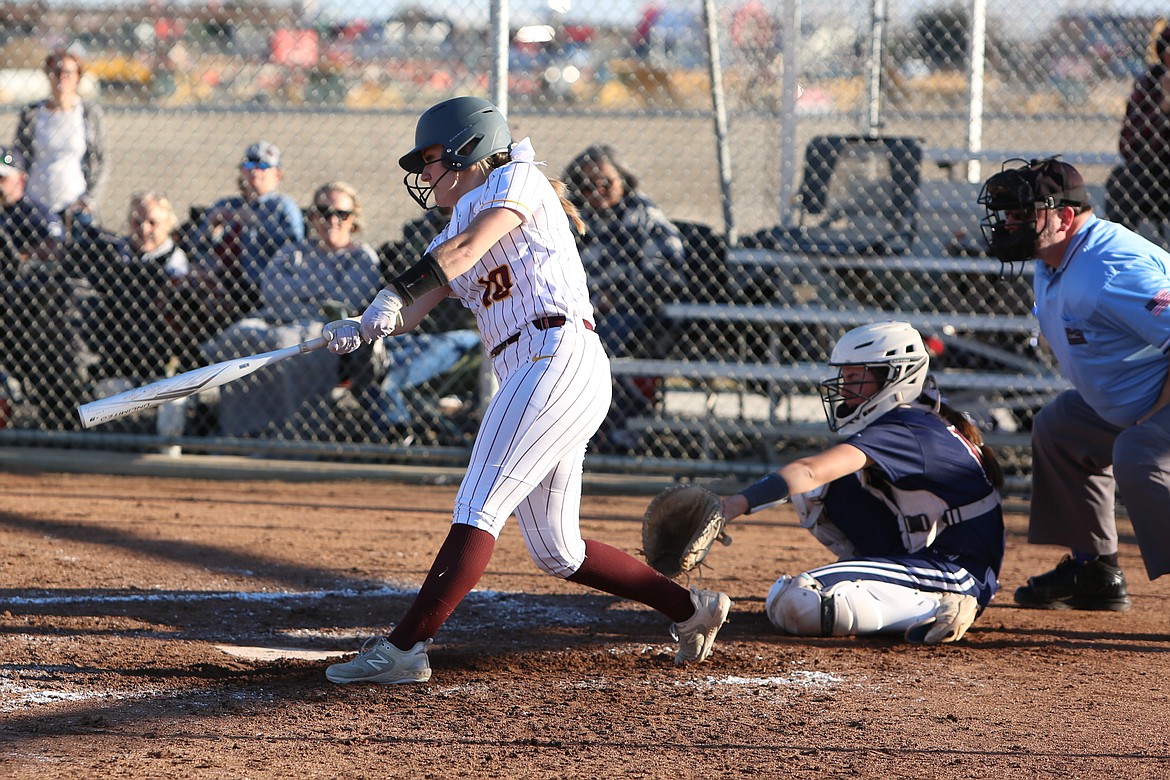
(0, 679), (166, 712)
(4, 586), (607, 632)
(2, 587), (844, 706)
(3, 584), (409, 607)
(688, 671), (844, 688)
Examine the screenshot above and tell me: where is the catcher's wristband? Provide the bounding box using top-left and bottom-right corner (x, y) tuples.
(389, 252), (448, 305)
(740, 473), (790, 514)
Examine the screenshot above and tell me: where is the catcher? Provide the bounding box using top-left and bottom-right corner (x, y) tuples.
(644, 322), (1004, 644)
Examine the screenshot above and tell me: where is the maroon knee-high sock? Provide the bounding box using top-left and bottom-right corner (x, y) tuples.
(388, 524), (496, 650)
(567, 539), (694, 622)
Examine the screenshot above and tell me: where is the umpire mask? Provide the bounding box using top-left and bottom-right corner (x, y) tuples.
(977, 167), (1043, 267)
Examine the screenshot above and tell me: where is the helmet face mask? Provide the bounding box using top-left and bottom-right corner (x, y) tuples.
(819, 322), (930, 435)
(977, 168), (1049, 266)
(403, 168), (450, 211)
(978, 157), (1086, 268)
(399, 96), (513, 210)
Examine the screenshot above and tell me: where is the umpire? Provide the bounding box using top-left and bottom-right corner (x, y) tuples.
(979, 157), (1170, 610)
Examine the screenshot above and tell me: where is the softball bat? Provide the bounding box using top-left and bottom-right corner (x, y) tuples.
(76, 336), (329, 429)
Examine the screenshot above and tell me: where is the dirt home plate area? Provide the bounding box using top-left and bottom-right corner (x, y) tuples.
(1, 470), (1168, 778)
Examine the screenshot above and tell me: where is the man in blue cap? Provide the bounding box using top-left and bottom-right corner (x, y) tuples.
(192, 140), (304, 319)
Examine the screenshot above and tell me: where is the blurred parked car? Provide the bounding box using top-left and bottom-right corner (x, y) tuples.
(1052, 12), (1165, 80)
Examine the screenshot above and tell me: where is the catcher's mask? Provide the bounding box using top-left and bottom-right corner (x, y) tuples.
(819, 321), (930, 436)
(977, 156), (1089, 273)
(399, 96), (513, 210)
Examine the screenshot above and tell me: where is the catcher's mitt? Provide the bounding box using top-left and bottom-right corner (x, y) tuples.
(642, 484), (731, 578)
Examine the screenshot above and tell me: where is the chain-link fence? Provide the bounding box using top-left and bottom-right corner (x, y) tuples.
(0, 2), (1165, 485)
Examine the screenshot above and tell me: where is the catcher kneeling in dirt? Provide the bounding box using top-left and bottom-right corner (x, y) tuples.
(664, 322), (1005, 644)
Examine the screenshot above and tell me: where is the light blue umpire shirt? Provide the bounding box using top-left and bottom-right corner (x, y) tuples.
(1034, 214), (1170, 427)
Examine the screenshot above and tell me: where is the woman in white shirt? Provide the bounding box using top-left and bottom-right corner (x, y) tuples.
(14, 48), (108, 229)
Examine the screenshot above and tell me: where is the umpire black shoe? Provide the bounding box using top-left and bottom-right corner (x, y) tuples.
(1014, 555), (1132, 611)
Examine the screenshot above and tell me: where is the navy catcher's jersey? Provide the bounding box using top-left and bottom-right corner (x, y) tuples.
(826, 406), (1005, 578)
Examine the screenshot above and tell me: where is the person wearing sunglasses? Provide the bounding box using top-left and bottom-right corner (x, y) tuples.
(13, 48), (107, 235)
(562, 144), (688, 454)
(202, 181), (379, 438)
(191, 140), (305, 323)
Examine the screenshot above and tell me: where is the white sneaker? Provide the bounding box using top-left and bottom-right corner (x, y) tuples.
(671, 587), (732, 664)
(325, 637), (432, 684)
(904, 592), (979, 645)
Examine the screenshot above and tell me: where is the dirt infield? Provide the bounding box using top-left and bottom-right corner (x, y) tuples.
(2, 470), (1168, 779)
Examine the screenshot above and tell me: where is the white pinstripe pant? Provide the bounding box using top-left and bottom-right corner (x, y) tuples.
(453, 321), (612, 577)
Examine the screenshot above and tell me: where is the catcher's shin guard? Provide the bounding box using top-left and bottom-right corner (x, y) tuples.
(766, 574), (939, 636)
(765, 573), (826, 635)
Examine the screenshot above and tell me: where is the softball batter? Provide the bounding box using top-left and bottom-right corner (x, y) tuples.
(322, 96), (730, 684)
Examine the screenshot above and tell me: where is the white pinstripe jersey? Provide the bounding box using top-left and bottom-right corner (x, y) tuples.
(431, 160), (595, 354)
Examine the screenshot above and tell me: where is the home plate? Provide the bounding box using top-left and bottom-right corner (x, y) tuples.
(214, 645), (349, 661)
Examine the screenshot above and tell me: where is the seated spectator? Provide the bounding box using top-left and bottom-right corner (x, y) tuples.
(1105, 24), (1170, 234)
(82, 191), (190, 392)
(382, 206), (474, 334)
(202, 181), (380, 438)
(0, 145), (83, 430)
(402, 206), (450, 261)
(0, 145), (64, 262)
(189, 140), (305, 320)
(563, 144), (687, 452)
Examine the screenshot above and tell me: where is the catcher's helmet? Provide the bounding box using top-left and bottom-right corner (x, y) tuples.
(819, 321), (930, 436)
(977, 157), (1088, 266)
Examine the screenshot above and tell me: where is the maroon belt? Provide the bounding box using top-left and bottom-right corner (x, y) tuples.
(490, 316), (595, 357)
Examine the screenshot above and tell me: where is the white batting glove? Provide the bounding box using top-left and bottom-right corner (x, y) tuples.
(323, 319), (364, 355)
(360, 288), (405, 341)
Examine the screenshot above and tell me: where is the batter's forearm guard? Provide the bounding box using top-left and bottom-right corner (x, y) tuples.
(390, 252), (448, 305)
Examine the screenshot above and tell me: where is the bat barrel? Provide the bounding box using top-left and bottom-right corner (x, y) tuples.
(78, 397), (167, 429)
(75, 336), (330, 429)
